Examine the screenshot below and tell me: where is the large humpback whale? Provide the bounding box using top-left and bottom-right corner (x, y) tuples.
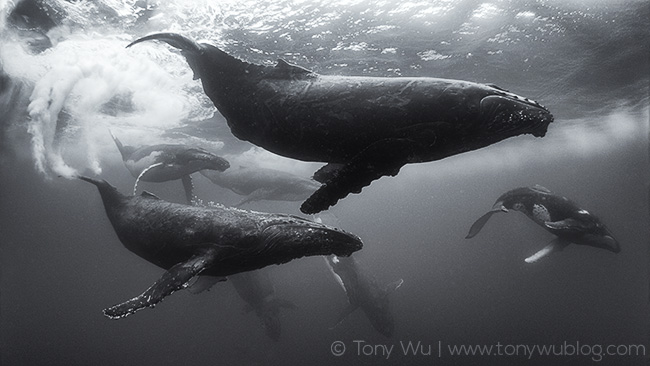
(466, 185), (620, 263)
(79, 176), (362, 319)
(201, 166), (320, 207)
(229, 269), (297, 341)
(126, 33), (554, 214)
(325, 255), (403, 337)
(111, 132), (229, 203)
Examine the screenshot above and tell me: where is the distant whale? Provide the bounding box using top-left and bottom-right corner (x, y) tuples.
(466, 185), (620, 263)
(201, 166), (320, 207)
(111, 131), (229, 203)
(229, 270), (297, 341)
(325, 255), (403, 337)
(126, 33), (554, 214)
(78, 176), (362, 319)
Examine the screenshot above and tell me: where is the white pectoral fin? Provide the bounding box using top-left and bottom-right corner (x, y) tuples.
(544, 218), (585, 232)
(524, 238), (570, 263)
(133, 162), (164, 195)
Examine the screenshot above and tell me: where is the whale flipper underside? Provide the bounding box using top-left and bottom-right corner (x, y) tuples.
(544, 218), (592, 233)
(301, 139), (413, 214)
(524, 238), (569, 263)
(103, 248), (220, 319)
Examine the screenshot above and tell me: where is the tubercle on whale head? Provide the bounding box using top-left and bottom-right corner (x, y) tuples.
(479, 87), (554, 138)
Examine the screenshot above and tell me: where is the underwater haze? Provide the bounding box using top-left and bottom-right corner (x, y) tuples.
(1, 0), (649, 365)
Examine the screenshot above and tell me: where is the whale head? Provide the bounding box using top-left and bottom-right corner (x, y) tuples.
(259, 216), (363, 258)
(178, 148), (230, 173)
(479, 86), (553, 138)
(580, 227), (621, 253)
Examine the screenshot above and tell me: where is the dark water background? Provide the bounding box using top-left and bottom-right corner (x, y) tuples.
(1, 0), (649, 365)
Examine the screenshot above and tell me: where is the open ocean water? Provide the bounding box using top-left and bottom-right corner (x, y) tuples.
(0, 0), (648, 365)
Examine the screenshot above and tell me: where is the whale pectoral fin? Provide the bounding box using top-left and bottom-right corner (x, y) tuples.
(185, 275), (226, 294)
(133, 162), (164, 195)
(103, 248), (219, 319)
(313, 163), (345, 184)
(466, 209), (504, 239)
(524, 238), (570, 263)
(182, 175), (194, 204)
(301, 139), (413, 214)
(544, 218), (592, 233)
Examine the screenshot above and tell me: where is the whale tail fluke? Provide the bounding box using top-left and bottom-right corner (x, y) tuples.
(127, 33), (208, 81)
(126, 32), (203, 54)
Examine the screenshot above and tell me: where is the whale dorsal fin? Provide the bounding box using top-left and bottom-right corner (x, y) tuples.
(532, 184), (552, 194)
(272, 59), (314, 79)
(141, 191), (160, 199)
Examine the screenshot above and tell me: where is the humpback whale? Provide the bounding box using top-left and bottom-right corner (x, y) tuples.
(201, 166), (320, 207)
(325, 255), (403, 337)
(126, 33), (554, 214)
(466, 185), (620, 263)
(111, 132), (229, 203)
(229, 269), (297, 341)
(78, 176), (362, 319)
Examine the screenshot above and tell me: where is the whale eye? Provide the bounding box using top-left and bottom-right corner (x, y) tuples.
(577, 209), (590, 215)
